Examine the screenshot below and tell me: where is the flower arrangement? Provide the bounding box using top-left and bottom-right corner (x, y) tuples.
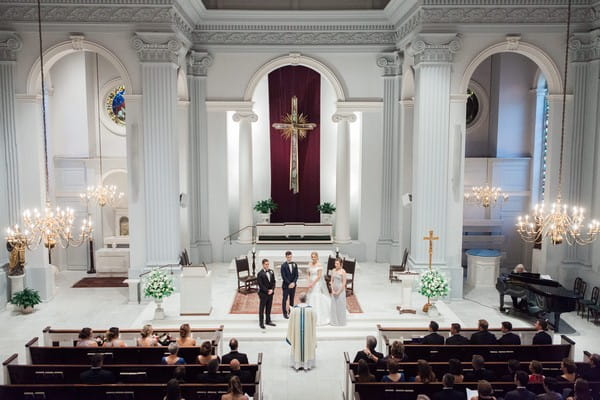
(418, 270), (449, 300)
(143, 269), (174, 301)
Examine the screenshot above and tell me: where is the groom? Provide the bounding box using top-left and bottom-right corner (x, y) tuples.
(281, 250), (299, 319)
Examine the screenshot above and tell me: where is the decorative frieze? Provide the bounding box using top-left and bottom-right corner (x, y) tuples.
(187, 51), (213, 77)
(570, 33), (600, 62)
(132, 35), (182, 64)
(377, 51), (402, 76)
(410, 34), (461, 65)
(0, 33), (21, 62)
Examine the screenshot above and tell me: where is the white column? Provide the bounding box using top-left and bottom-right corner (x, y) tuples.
(132, 35), (183, 266)
(187, 51), (213, 262)
(233, 111), (258, 244)
(376, 51), (402, 262)
(333, 112), (357, 244)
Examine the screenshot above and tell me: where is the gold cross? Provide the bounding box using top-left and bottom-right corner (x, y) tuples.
(272, 96), (316, 194)
(423, 230), (439, 271)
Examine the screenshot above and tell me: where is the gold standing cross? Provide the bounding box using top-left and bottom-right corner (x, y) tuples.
(423, 230), (439, 271)
(272, 96), (317, 194)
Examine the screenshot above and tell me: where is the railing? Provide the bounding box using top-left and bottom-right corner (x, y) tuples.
(223, 225), (255, 244)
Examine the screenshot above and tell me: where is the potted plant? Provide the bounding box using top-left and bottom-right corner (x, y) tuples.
(143, 269), (174, 320)
(254, 198), (278, 223)
(418, 269), (449, 315)
(10, 287), (41, 314)
(317, 202), (336, 224)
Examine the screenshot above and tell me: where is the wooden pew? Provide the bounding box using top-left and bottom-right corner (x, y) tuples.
(25, 337), (221, 365)
(0, 382), (260, 400)
(42, 325), (224, 354)
(377, 324), (540, 353)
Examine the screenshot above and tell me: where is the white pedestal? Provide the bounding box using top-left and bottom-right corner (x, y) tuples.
(180, 267), (212, 315)
(466, 249), (501, 287)
(395, 272), (420, 311)
(8, 274), (25, 297)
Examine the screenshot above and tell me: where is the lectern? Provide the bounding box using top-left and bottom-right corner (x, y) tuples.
(395, 272), (420, 314)
(180, 266), (212, 316)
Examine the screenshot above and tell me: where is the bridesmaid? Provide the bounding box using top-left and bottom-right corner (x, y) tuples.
(330, 257), (347, 326)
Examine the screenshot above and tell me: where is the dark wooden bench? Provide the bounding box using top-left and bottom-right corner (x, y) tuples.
(0, 382), (259, 400)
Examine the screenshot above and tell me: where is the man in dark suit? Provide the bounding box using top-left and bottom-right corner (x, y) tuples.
(464, 354), (495, 382)
(498, 321), (521, 345)
(532, 319), (552, 344)
(446, 323), (469, 345)
(422, 321), (445, 344)
(227, 359), (252, 383)
(257, 259), (276, 329)
(433, 373), (467, 400)
(197, 359), (226, 383)
(499, 359), (521, 382)
(80, 353), (116, 384)
(470, 319), (498, 345)
(504, 371), (536, 400)
(280, 250), (298, 319)
(221, 338), (249, 364)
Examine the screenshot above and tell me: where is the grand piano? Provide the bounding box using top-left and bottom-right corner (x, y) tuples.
(496, 272), (577, 332)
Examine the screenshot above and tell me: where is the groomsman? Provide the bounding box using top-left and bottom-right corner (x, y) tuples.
(257, 259), (276, 329)
(281, 250), (299, 319)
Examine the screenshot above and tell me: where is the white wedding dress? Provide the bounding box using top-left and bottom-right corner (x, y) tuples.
(306, 263), (331, 326)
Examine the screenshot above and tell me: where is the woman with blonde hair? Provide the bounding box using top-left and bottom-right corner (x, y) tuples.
(221, 375), (248, 400)
(306, 251), (331, 325)
(103, 327), (126, 347)
(137, 324), (158, 347)
(176, 323), (196, 347)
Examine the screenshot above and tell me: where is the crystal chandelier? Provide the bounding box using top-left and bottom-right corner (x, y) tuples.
(5, 0), (92, 252)
(464, 184), (508, 208)
(516, 0), (600, 246)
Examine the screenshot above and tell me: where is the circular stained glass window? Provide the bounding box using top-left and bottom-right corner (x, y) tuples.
(106, 85), (126, 126)
(466, 88), (479, 127)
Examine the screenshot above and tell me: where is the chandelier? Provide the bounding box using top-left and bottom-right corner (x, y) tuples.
(464, 184), (508, 208)
(516, 0), (600, 246)
(5, 0), (93, 252)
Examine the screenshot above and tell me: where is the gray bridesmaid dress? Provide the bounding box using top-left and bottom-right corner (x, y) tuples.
(330, 271), (347, 326)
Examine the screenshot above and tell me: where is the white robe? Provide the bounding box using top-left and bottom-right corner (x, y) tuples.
(286, 303), (317, 370)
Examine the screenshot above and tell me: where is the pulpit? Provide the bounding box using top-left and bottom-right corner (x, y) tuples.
(180, 266), (212, 316)
(466, 249), (501, 287)
(394, 272), (420, 313)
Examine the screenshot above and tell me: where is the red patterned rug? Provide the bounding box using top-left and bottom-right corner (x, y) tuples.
(230, 287), (363, 314)
(72, 277), (128, 288)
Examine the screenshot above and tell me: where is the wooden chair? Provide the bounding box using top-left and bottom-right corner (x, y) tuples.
(235, 256), (257, 294)
(579, 286), (598, 319)
(575, 279), (588, 316)
(389, 248), (409, 282)
(343, 258), (356, 296)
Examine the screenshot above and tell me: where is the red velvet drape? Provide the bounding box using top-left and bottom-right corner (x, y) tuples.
(268, 66), (321, 222)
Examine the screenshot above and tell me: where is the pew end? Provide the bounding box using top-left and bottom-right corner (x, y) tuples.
(3, 354), (19, 384)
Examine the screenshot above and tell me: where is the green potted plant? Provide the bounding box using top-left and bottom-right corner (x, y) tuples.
(317, 202), (336, 223)
(254, 198), (278, 223)
(143, 269), (174, 320)
(10, 287), (41, 314)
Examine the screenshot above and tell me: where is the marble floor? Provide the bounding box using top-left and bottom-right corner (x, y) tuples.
(0, 262), (599, 400)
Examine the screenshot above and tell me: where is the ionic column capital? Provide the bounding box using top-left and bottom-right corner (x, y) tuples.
(0, 33), (22, 62)
(410, 33), (461, 65)
(187, 51), (213, 77)
(131, 34), (184, 64)
(377, 51), (402, 76)
(232, 111), (258, 123)
(332, 112), (357, 123)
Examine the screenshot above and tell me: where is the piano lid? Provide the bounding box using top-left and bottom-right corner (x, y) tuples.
(505, 273), (578, 299)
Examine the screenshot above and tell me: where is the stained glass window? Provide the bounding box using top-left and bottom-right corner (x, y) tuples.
(105, 85), (126, 126)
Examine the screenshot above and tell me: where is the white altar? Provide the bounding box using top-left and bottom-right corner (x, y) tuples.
(466, 249), (501, 287)
(95, 235), (130, 275)
(180, 266), (212, 315)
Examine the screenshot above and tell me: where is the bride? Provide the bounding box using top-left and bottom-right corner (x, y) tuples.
(306, 251), (331, 326)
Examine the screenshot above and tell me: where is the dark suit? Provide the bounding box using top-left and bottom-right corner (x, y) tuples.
(197, 372), (226, 384)
(257, 268), (275, 325)
(504, 388), (536, 400)
(280, 260), (298, 316)
(465, 368), (495, 382)
(80, 368), (116, 384)
(222, 351), (249, 365)
(532, 331), (552, 344)
(470, 330), (498, 345)
(432, 388), (467, 400)
(229, 369), (253, 383)
(445, 334), (469, 345)
(498, 332), (521, 345)
(353, 350), (384, 364)
(422, 332), (445, 345)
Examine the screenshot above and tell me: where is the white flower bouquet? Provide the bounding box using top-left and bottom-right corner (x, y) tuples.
(143, 269), (174, 301)
(418, 269), (449, 299)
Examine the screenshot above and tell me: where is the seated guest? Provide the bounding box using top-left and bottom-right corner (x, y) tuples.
(469, 380), (496, 400)
(222, 338), (249, 364)
(80, 353), (116, 384)
(446, 323), (469, 345)
(137, 324), (158, 347)
(173, 365), (186, 383)
(528, 360), (545, 384)
(581, 353), (600, 381)
(228, 359), (252, 383)
(221, 375), (249, 400)
(176, 323), (196, 347)
(353, 335), (384, 364)
(198, 358), (226, 383)
(415, 359), (437, 383)
(500, 359), (521, 382)
(103, 327), (127, 347)
(381, 359), (405, 382)
(498, 321), (521, 345)
(537, 377), (564, 400)
(433, 373), (466, 400)
(381, 340), (408, 363)
(356, 359), (375, 383)
(162, 343), (186, 365)
(566, 378), (592, 400)
(504, 371), (536, 400)
(197, 340), (220, 365)
(470, 319), (498, 345)
(422, 321), (445, 345)
(448, 358), (464, 384)
(532, 319), (552, 345)
(511, 265), (529, 309)
(558, 358), (577, 383)
(164, 378), (184, 400)
(465, 355), (495, 382)
(76, 327), (98, 347)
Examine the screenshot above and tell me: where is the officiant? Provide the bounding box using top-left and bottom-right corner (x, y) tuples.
(286, 293), (317, 371)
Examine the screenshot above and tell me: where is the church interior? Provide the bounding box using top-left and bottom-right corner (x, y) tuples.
(1, 0), (600, 399)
